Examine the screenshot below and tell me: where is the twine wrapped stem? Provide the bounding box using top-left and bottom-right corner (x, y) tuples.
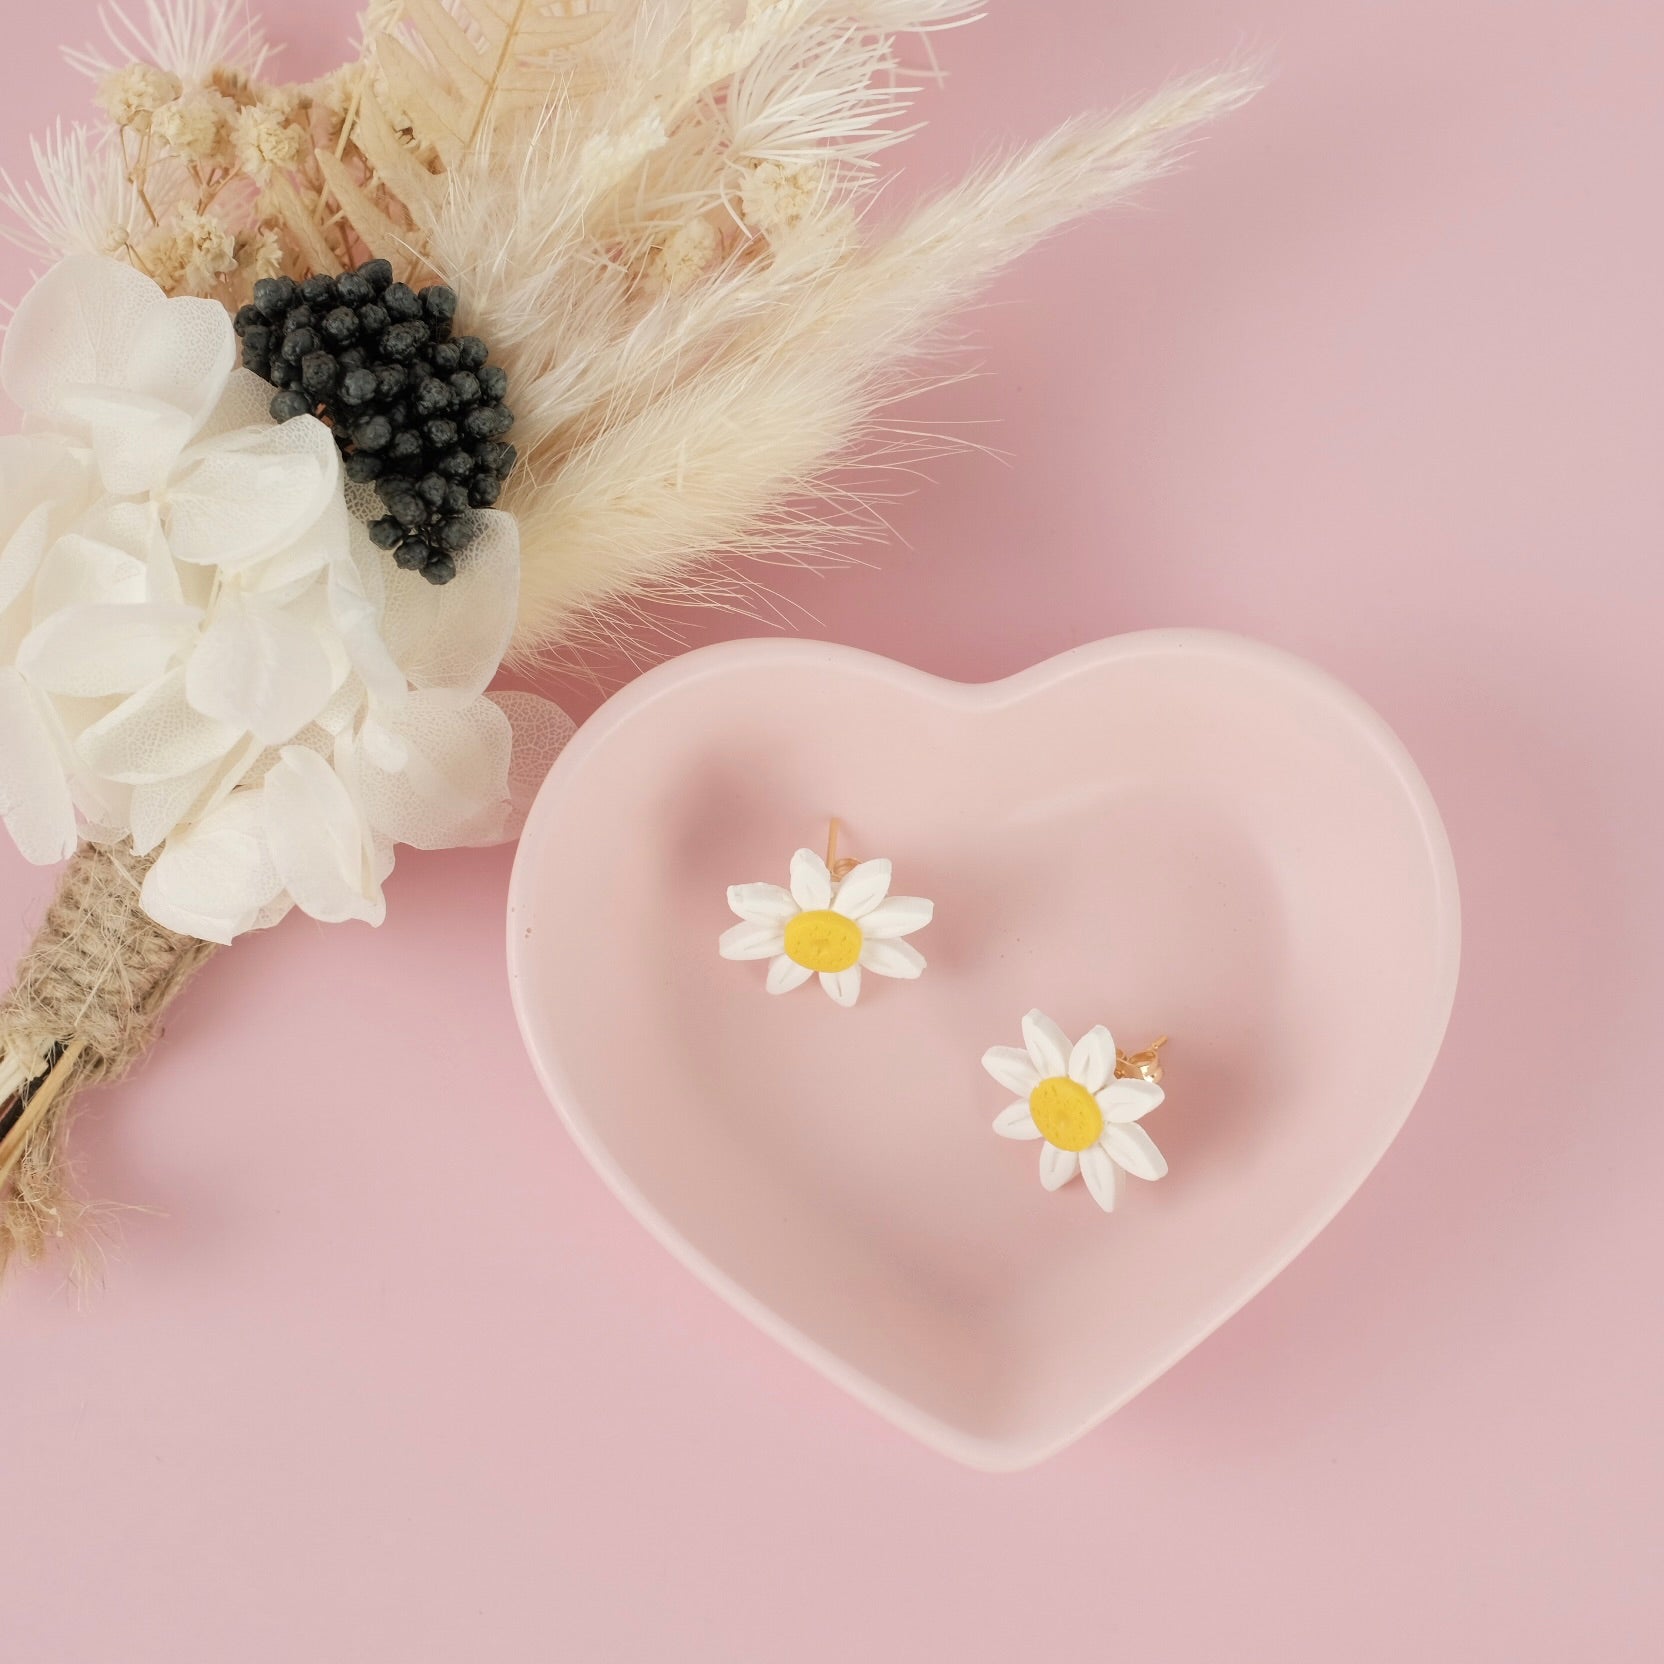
(0, 842), (216, 1271)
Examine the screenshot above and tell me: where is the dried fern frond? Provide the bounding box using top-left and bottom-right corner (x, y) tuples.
(364, 0), (611, 165)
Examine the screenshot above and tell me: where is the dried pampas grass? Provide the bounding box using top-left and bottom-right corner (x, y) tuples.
(4, 0), (1257, 668)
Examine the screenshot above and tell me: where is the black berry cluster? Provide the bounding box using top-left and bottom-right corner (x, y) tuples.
(233, 259), (516, 585)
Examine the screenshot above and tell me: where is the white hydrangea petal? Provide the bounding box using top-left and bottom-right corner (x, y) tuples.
(982, 1045), (1040, 1096)
(0, 254), (162, 420)
(1100, 1121), (1169, 1182)
(358, 718), (408, 772)
(262, 745), (384, 927)
(165, 417), (341, 571)
(140, 790), (284, 945)
(727, 882), (798, 924)
(820, 966), (861, 1006)
(129, 756), (220, 855)
(356, 690), (512, 850)
(330, 516), (406, 707)
(1039, 1145), (1079, 1191)
(789, 847), (833, 910)
(1068, 1025), (1117, 1094)
(79, 665), (237, 784)
(1097, 1077), (1166, 1124)
(0, 434), (93, 555)
(192, 366), (281, 443)
(184, 597), (334, 745)
(765, 954), (813, 995)
(1022, 1009), (1071, 1079)
(859, 937), (925, 979)
(831, 857), (891, 919)
(376, 507), (518, 702)
(1080, 1145), (1119, 1212)
(485, 690), (575, 843)
(0, 505), (58, 643)
(238, 486), (352, 596)
(0, 438), (93, 621)
(858, 895), (933, 939)
(719, 920), (785, 960)
(18, 602), (199, 697)
(0, 668), (77, 863)
(59, 386), (196, 496)
(992, 1102), (1043, 1140)
(29, 530), (148, 620)
(123, 292), (235, 429)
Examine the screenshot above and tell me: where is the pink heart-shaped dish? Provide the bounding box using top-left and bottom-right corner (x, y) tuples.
(508, 632), (1459, 1468)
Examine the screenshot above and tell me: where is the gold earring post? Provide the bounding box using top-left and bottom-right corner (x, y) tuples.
(1115, 1036), (1168, 1084)
(824, 818), (859, 880)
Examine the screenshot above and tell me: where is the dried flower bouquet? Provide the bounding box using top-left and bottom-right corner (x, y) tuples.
(0, 0), (1254, 1273)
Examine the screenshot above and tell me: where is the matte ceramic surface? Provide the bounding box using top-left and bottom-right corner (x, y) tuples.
(507, 632), (1460, 1469)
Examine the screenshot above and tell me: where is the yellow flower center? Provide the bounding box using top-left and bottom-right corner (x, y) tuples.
(1028, 1076), (1104, 1152)
(783, 909), (863, 973)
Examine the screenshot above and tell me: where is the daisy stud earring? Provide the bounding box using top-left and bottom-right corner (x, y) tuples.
(984, 1011), (1170, 1213)
(719, 820), (934, 1007)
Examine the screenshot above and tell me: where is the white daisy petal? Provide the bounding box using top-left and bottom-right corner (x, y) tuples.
(820, 965), (861, 1006)
(982, 1045), (1040, 1096)
(859, 895), (933, 939)
(1068, 1024), (1117, 1093)
(765, 955), (813, 995)
(1022, 1009), (1071, 1078)
(859, 937), (925, 979)
(789, 847), (833, 910)
(727, 882), (798, 924)
(1100, 1121), (1169, 1181)
(719, 920), (786, 960)
(1097, 1077), (1166, 1123)
(1081, 1144), (1119, 1212)
(831, 857), (891, 919)
(992, 1102), (1043, 1140)
(1039, 1145), (1079, 1191)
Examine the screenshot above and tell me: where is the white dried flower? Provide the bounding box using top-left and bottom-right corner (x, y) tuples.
(232, 102), (306, 180)
(97, 63), (183, 131)
(237, 225), (286, 284)
(135, 222), (187, 290)
(737, 158), (824, 236)
(173, 206), (238, 293)
(645, 216), (724, 294)
(150, 89), (237, 164)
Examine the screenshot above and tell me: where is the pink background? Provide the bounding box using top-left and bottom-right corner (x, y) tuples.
(2, 1), (1660, 1658)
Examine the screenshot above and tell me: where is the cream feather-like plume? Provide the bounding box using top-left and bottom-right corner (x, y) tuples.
(4, 0), (1256, 666)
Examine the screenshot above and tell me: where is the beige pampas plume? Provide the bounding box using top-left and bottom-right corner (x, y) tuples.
(7, 0), (1258, 662)
(424, 21), (1260, 661)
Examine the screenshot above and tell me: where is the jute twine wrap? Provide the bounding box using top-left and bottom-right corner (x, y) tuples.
(0, 841), (216, 1270)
